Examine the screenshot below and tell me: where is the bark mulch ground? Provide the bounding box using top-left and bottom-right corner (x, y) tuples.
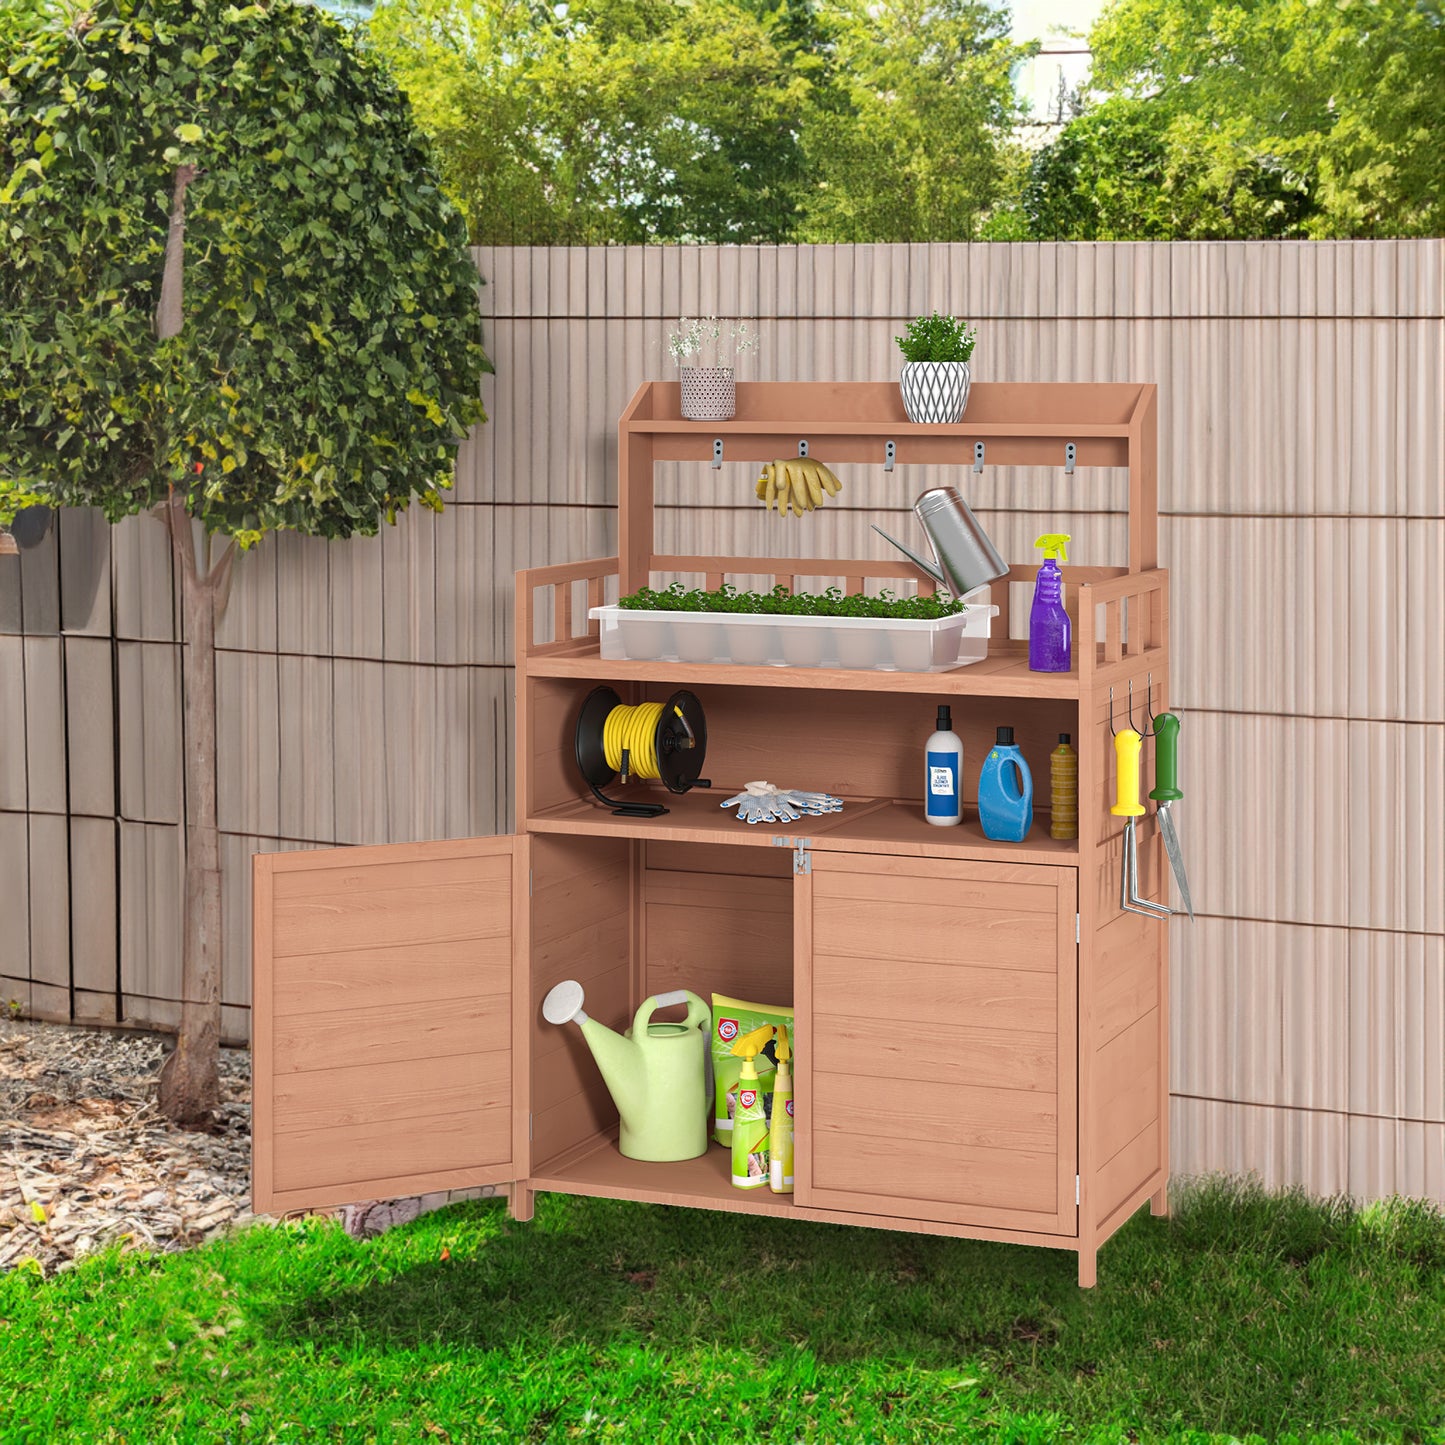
(0, 1017), (252, 1276)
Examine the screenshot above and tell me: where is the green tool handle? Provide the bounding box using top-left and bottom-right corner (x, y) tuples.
(1149, 713), (1183, 802)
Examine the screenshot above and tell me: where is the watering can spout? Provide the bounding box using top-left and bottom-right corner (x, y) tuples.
(871, 524), (946, 587)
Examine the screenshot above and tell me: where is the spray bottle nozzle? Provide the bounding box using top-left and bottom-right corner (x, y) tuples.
(1034, 533), (1070, 563)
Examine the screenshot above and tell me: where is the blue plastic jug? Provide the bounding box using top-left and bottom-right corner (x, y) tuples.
(977, 727), (1033, 842)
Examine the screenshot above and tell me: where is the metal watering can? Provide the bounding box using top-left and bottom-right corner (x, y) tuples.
(872, 487), (1009, 598)
(542, 981), (711, 1161)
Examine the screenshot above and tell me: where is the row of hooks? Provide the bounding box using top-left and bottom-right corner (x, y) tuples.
(710, 438), (1081, 472)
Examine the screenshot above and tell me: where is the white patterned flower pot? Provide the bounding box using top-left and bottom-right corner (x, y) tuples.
(680, 366), (736, 421)
(899, 360), (971, 424)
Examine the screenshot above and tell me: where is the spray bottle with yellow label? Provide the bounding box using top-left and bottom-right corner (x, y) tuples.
(769, 1024), (794, 1194)
(730, 1024), (774, 1190)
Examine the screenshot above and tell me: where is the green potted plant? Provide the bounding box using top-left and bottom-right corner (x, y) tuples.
(667, 316), (760, 421)
(895, 312), (977, 424)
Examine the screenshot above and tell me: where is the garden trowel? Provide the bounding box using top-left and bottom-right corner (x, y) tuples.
(1148, 713), (1194, 922)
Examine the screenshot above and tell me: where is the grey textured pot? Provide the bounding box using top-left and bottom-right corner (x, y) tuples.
(680, 366), (736, 421)
(899, 360), (971, 424)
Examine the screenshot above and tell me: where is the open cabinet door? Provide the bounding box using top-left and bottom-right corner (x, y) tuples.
(252, 836), (525, 1215)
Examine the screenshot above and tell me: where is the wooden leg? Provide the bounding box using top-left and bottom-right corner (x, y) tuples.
(1077, 1247), (1097, 1289)
(508, 1183), (534, 1222)
(1149, 1183), (1169, 1217)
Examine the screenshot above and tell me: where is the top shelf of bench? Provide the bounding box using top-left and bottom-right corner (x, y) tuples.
(622, 381), (1155, 435)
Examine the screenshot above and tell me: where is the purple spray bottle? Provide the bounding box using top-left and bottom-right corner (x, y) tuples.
(1028, 533), (1072, 673)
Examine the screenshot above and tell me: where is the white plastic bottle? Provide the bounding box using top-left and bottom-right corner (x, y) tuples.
(924, 704), (964, 826)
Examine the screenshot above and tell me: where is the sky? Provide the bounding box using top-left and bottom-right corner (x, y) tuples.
(1010, 0), (1109, 129)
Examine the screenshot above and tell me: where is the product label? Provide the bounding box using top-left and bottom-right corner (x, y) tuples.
(738, 1088), (757, 1110)
(717, 1018), (738, 1043)
(926, 750), (959, 817)
(785, 1099), (794, 1118)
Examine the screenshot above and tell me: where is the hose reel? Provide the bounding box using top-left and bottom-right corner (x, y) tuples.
(573, 686), (710, 817)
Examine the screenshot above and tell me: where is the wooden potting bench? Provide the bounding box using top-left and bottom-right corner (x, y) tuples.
(251, 380), (1172, 1287)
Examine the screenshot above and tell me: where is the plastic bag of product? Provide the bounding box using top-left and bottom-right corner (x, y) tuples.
(711, 993), (794, 1146)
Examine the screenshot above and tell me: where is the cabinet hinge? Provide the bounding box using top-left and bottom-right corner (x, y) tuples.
(771, 836), (812, 874)
(1076, 1175), (1081, 1205)
(1075, 913), (1080, 944)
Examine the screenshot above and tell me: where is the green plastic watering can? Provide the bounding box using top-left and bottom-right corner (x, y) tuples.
(542, 981), (711, 1161)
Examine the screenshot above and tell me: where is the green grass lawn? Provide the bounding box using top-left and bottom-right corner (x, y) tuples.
(1, 1178), (1442, 1444)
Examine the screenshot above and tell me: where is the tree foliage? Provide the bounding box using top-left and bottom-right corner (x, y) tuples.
(1028, 0), (1445, 240)
(368, 0), (1028, 244)
(0, 0), (490, 1123)
(0, 0), (490, 544)
(797, 0), (1024, 243)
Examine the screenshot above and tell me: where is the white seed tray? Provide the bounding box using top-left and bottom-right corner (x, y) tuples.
(590, 591), (998, 672)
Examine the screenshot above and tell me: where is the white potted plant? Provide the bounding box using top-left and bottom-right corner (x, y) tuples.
(895, 312), (976, 424)
(668, 316), (760, 421)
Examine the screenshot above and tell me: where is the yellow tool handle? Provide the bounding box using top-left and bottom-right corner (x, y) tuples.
(1110, 728), (1146, 817)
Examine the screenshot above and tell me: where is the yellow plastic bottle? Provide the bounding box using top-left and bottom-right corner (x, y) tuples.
(1050, 733), (1078, 841)
(730, 1024), (774, 1190)
(769, 1024), (794, 1194)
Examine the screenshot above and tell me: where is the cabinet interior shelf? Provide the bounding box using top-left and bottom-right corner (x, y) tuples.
(532, 1137), (797, 1219)
(529, 789), (1080, 864)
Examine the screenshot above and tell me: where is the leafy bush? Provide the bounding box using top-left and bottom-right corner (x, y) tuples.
(618, 583), (966, 619)
(895, 313), (977, 364)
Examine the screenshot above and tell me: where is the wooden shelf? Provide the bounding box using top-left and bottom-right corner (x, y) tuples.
(529, 789), (1079, 865)
(526, 638), (1085, 699)
(532, 1137), (798, 1218)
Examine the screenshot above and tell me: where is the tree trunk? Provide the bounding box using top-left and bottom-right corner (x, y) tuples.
(157, 500), (231, 1129)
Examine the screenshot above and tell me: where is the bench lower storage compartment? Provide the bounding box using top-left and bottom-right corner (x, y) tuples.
(251, 833), (1166, 1286)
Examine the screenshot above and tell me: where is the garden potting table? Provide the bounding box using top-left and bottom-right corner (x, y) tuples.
(251, 380), (1172, 1287)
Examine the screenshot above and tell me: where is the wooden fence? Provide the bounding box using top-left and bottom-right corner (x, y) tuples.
(1, 240), (1441, 1204)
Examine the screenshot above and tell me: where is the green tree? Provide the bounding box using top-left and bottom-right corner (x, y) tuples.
(1076, 0), (1445, 238)
(0, 0), (490, 1123)
(796, 0), (1027, 243)
(369, 0), (807, 243)
(1023, 95), (1314, 239)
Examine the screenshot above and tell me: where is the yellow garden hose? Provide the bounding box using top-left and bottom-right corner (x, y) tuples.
(602, 700), (669, 780)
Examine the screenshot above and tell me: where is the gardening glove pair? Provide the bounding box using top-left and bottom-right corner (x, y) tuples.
(720, 782), (845, 825)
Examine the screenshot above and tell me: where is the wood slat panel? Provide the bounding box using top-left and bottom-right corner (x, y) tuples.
(814, 1014), (1056, 1093)
(273, 1105), (510, 1195)
(814, 954), (1055, 1032)
(272, 854), (512, 956)
(274, 1050), (510, 1135)
(814, 894), (1060, 973)
(812, 1129), (1057, 1217)
(273, 993), (510, 1075)
(1094, 1010), (1160, 1168)
(816, 1071), (1056, 1153)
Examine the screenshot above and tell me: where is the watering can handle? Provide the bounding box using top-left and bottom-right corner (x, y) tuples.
(634, 989), (711, 1036)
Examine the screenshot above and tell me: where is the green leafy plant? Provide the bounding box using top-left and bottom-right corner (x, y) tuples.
(617, 583), (966, 619)
(0, 0), (490, 1126)
(895, 313), (977, 364)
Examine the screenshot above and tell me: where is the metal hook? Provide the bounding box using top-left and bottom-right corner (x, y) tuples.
(973, 442), (985, 473)
(884, 440), (896, 472)
(1064, 442), (1076, 475)
(797, 439), (809, 458)
(711, 438), (723, 469)
(1108, 686), (1118, 737)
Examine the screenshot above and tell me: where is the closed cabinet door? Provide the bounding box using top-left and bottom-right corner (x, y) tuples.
(797, 852), (1077, 1236)
(252, 836), (524, 1215)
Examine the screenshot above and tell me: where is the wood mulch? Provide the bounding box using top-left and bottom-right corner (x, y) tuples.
(0, 1017), (253, 1276)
